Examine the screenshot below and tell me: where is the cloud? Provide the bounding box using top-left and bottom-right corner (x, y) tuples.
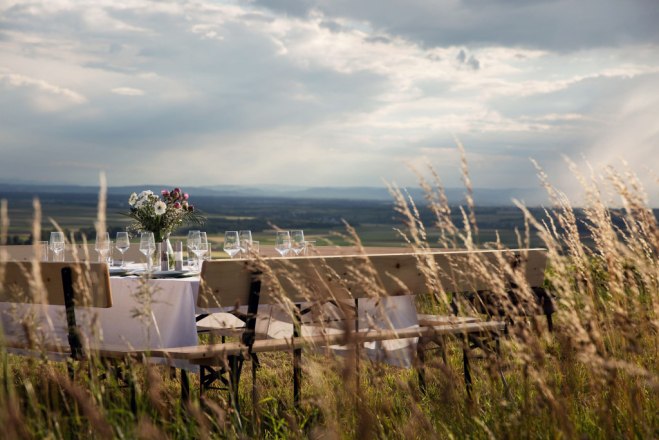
(0, 0), (656, 200)
(254, 0), (659, 52)
(111, 87), (144, 96)
(0, 71), (87, 104)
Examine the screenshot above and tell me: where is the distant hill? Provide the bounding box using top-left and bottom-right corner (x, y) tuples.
(0, 182), (549, 206)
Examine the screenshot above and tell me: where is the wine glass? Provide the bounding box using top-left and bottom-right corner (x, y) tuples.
(290, 230), (305, 256)
(49, 231), (65, 262)
(95, 232), (111, 263)
(194, 241), (209, 268)
(275, 231), (291, 257)
(187, 230), (201, 270)
(139, 232), (156, 271)
(239, 230), (252, 256)
(200, 232), (211, 261)
(223, 231), (241, 258)
(115, 232), (130, 268)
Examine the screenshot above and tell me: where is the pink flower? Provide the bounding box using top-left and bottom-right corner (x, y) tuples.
(173, 202), (181, 209)
(183, 193), (189, 200)
(173, 187), (181, 193)
(161, 189), (170, 197)
(188, 205), (194, 212)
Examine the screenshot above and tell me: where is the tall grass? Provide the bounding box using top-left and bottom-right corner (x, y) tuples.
(0, 159), (657, 439)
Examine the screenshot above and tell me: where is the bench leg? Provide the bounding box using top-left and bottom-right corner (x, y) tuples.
(228, 355), (242, 414)
(180, 369), (190, 404)
(293, 304), (302, 408)
(463, 345), (472, 399)
(416, 339), (427, 394)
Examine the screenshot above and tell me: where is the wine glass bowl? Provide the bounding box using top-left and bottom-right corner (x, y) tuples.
(290, 230), (305, 256)
(49, 232), (65, 262)
(275, 231), (292, 257)
(239, 230), (252, 256)
(187, 230), (201, 270)
(139, 232), (156, 271)
(223, 231), (241, 258)
(115, 232), (130, 268)
(193, 242), (209, 269)
(95, 232), (111, 263)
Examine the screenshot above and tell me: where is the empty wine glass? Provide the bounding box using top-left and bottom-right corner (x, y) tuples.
(239, 230), (252, 256)
(291, 230), (305, 256)
(200, 232), (211, 261)
(223, 231), (241, 258)
(187, 230), (201, 270)
(139, 232), (156, 271)
(275, 231), (292, 257)
(49, 232), (65, 262)
(194, 241), (209, 268)
(115, 232), (130, 268)
(95, 232), (111, 263)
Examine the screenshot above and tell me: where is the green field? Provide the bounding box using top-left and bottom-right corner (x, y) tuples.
(1, 191), (561, 250)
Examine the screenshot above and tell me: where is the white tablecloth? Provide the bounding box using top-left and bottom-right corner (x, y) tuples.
(0, 275), (201, 369)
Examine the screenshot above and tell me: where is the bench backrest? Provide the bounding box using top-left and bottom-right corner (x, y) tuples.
(198, 249), (548, 309)
(0, 261), (112, 308)
(1, 244), (146, 265)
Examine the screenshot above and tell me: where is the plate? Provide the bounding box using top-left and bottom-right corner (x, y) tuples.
(150, 270), (196, 278)
(109, 267), (129, 276)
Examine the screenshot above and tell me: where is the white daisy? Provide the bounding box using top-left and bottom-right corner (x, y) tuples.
(128, 192), (138, 206)
(138, 190), (153, 200)
(154, 200), (167, 216)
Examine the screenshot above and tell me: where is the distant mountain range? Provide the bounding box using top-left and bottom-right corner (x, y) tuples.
(0, 182), (550, 206)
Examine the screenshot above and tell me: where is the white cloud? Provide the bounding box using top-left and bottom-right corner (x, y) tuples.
(0, 71), (87, 104)
(111, 87), (144, 96)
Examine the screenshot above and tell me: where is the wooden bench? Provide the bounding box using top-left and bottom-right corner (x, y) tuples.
(0, 261), (140, 409)
(0, 243), (146, 264)
(150, 249), (549, 408)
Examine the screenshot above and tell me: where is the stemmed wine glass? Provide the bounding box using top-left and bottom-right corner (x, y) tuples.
(223, 231), (241, 258)
(239, 230), (252, 256)
(291, 230), (306, 256)
(95, 232), (111, 263)
(139, 232), (156, 271)
(115, 232), (130, 268)
(200, 232), (211, 261)
(275, 231), (292, 257)
(49, 232), (65, 262)
(187, 230), (201, 270)
(194, 241), (209, 268)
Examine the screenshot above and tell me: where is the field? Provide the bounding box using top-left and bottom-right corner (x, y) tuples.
(0, 170), (658, 439)
(1, 190), (586, 250)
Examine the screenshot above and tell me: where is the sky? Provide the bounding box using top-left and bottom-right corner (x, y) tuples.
(0, 0), (658, 200)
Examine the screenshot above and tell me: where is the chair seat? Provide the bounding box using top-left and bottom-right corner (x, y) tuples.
(196, 312), (283, 339)
(196, 312), (247, 337)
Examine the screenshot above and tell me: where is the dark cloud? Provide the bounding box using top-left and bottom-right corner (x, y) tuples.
(456, 49), (479, 70)
(254, 0), (659, 51)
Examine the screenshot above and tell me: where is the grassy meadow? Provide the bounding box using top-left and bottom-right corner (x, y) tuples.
(0, 163), (657, 439)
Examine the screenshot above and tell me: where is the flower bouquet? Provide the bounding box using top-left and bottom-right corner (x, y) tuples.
(125, 188), (205, 242)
